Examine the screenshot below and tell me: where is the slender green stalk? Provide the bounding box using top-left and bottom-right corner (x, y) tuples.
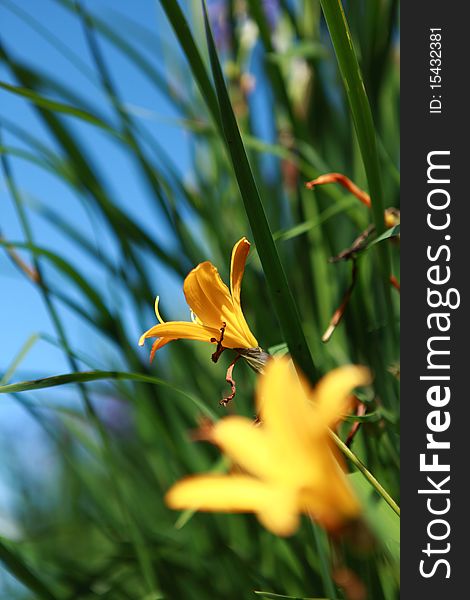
(0, 370), (217, 419)
(331, 431), (400, 517)
(0, 334), (39, 384)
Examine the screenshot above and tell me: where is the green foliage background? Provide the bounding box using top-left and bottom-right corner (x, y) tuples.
(0, 0), (399, 598)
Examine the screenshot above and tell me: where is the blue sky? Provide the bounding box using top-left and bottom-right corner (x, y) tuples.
(1, 0), (275, 377)
(0, 2), (277, 552)
(0, 4), (285, 597)
(1, 0), (195, 375)
(0, 0), (200, 544)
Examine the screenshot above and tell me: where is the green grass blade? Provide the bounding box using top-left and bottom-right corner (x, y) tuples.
(1, 0), (98, 84)
(309, 521), (337, 599)
(201, 0), (317, 381)
(245, 0), (299, 136)
(0, 371), (217, 419)
(274, 197), (358, 242)
(159, 0), (221, 131)
(350, 472), (400, 564)
(0, 240), (113, 323)
(0, 81), (117, 134)
(0, 540), (59, 600)
(1, 46), (186, 279)
(366, 224), (400, 249)
(318, 0), (394, 317)
(0, 334), (40, 384)
(318, 1), (386, 233)
(331, 431), (400, 517)
(254, 592), (327, 600)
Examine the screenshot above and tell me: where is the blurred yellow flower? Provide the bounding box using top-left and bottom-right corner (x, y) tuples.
(139, 238), (258, 361)
(166, 358), (370, 536)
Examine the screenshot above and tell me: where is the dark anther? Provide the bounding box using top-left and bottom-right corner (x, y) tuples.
(211, 322), (226, 363)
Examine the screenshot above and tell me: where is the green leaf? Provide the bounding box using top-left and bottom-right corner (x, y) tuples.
(0, 370), (217, 420)
(0, 540), (59, 600)
(254, 592), (327, 600)
(0, 334), (39, 385)
(267, 343), (289, 357)
(159, 0), (221, 130)
(366, 224), (400, 249)
(0, 80), (118, 135)
(0, 240), (113, 324)
(274, 197), (358, 242)
(349, 472), (400, 564)
(266, 41), (328, 64)
(344, 410), (381, 423)
(317, 1), (386, 235)
(318, 0), (395, 328)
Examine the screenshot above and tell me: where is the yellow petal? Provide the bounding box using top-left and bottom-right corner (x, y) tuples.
(166, 474), (301, 536)
(254, 359), (329, 488)
(229, 237), (259, 348)
(301, 466), (361, 530)
(149, 337), (173, 362)
(183, 262), (238, 331)
(183, 260), (257, 348)
(256, 488), (300, 537)
(211, 416), (278, 481)
(256, 358), (316, 455)
(139, 321), (217, 346)
(166, 474), (275, 513)
(312, 365), (371, 429)
(230, 237), (250, 308)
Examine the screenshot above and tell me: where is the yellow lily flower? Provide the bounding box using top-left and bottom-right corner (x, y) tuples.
(166, 358), (370, 536)
(139, 238), (258, 361)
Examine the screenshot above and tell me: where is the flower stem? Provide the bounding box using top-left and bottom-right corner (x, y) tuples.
(331, 431), (400, 517)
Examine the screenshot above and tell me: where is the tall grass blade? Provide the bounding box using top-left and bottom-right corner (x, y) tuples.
(318, 0), (395, 319)
(0, 371), (217, 419)
(201, 0), (317, 381)
(0, 541), (59, 600)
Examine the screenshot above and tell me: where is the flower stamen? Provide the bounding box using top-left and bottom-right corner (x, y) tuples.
(211, 322), (227, 363)
(154, 296), (165, 324)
